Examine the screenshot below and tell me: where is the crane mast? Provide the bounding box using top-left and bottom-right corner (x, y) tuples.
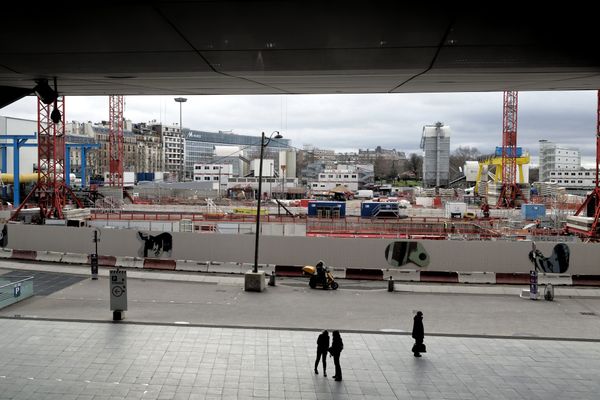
(497, 91), (524, 208)
(108, 95), (124, 187)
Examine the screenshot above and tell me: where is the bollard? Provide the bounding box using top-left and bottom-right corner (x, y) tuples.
(90, 253), (98, 280)
(544, 283), (554, 301)
(388, 276), (394, 292)
(268, 272), (276, 286)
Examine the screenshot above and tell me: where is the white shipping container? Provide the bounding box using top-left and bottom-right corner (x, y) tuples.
(124, 171), (135, 186)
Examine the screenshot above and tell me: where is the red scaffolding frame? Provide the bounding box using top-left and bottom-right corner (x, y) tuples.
(567, 90), (600, 238)
(497, 91), (524, 208)
(108, 95), (124, 187)
(11, 96), (82, 221)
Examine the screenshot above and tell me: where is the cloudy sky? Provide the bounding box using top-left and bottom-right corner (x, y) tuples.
(1, 90), (597, 168)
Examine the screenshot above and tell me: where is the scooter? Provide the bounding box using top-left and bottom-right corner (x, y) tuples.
(302, 261), (339, 290)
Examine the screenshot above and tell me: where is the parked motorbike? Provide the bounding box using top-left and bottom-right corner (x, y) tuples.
(302, 261), (339, 290)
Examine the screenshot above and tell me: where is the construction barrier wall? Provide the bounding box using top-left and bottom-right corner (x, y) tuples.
(3, 224), (600, 275)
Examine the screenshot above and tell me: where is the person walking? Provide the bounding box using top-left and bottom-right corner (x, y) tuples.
(412, 311), (425, 357)
(329, 330), (344, 381)
(314, 330), (329, 376)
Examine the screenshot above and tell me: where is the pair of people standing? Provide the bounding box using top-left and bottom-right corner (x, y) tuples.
(314, 330), (343, 381)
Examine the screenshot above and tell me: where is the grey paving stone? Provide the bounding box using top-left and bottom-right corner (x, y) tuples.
(1, 319), (600, 399)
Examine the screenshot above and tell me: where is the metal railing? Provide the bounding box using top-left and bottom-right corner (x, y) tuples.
(0, 276), (34, 309)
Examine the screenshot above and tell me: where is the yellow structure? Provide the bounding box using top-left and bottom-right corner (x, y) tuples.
(475, 153), (530, 196)
(0, 173), (38, 184)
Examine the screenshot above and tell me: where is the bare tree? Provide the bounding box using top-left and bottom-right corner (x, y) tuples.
(406, 153), (423, 180)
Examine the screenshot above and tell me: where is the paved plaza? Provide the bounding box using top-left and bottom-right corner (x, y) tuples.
(1, 318), (600, 400)
(1, 260), (600, 399)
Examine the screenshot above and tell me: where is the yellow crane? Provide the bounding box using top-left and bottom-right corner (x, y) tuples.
(475, 153), (530, 196)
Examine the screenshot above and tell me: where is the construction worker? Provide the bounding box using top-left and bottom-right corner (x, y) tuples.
(481, 202), (490, 219)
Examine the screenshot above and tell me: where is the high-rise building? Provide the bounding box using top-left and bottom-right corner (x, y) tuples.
(420, 122), (450, 187)
(539, 139), (581, 182)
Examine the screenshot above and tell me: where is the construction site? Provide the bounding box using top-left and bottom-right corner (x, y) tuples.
(0, 90), (597, 285)
(2, 91), (598, 244)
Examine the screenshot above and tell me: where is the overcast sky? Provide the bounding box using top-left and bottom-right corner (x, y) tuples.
(1, 90), (597, 168)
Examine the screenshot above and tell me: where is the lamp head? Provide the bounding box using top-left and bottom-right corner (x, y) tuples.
(273, 131), (283, 139)
(33, 79), (58, 105)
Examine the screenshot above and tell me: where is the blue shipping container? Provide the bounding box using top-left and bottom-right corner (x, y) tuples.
(495, 147), (523, 157)
(521, 204), (545, 220)
(361, 202), (399, 217)
(308, 201), (346, 217)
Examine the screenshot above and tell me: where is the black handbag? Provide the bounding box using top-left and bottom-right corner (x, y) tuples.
(412, 343), (427, 353)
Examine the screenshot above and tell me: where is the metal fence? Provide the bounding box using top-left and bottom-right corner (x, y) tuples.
(0, 276), (34, 309)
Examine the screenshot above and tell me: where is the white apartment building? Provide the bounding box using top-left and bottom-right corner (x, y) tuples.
(310, 168), (359, 192)
(193, 163), (233, 183)
(539, 140), (581, 182)
(193, 163), (233, 195)
(547, 169), (597, 189)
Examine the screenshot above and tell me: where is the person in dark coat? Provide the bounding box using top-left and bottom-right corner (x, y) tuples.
(316, 260), (328, 289)
(314, 330), (329, 376)
(412, 311), (424, 357)
(329, 330), (344, 381)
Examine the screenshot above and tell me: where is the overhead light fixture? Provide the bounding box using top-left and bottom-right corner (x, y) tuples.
(33, 79), (58, 105)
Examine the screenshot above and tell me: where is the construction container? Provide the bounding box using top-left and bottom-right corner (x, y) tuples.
(444, 202), (467, 218)
(361, 202), (401, 218)
(521, 204), (546, 220)
(495, 146), (523, 157)
(307, 201), (346, 218)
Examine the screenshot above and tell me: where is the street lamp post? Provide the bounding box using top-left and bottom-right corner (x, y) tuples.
(174, 97), (187, 181)
(252, 131), (282, 275)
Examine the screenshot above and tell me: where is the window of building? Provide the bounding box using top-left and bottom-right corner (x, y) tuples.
(204, 177), (210, 181)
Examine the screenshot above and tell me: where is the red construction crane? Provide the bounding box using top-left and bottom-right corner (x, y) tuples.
(567, 90), (600, 238)
(497, 90), (525, 208)
(108, 95), (124, 187)
(11, 95), (82, 221)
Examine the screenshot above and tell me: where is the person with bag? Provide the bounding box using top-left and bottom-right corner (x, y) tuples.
(411, 311), (425, 357)
(329, 330), (344, 381)
(314, 330), (329, 376)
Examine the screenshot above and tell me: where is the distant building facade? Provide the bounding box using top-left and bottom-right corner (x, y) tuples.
(547, 169), (597, 191)
(309, 164), (374, 192)
(539, 139), (581, 182)
(132, 122), (163, 176)
(185, 130), (291, 180)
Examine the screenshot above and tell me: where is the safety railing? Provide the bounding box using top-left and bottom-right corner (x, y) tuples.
(0, 276), (34, 309)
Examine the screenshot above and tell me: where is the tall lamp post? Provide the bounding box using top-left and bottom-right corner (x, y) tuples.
(174, 97), (187, 181)
(253, 131), (282, 273)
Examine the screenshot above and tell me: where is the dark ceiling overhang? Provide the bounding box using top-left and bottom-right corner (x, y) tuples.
(0, 1), (598, 101)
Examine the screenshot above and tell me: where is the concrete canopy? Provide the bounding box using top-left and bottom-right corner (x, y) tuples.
(0, 2), (598, 102)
